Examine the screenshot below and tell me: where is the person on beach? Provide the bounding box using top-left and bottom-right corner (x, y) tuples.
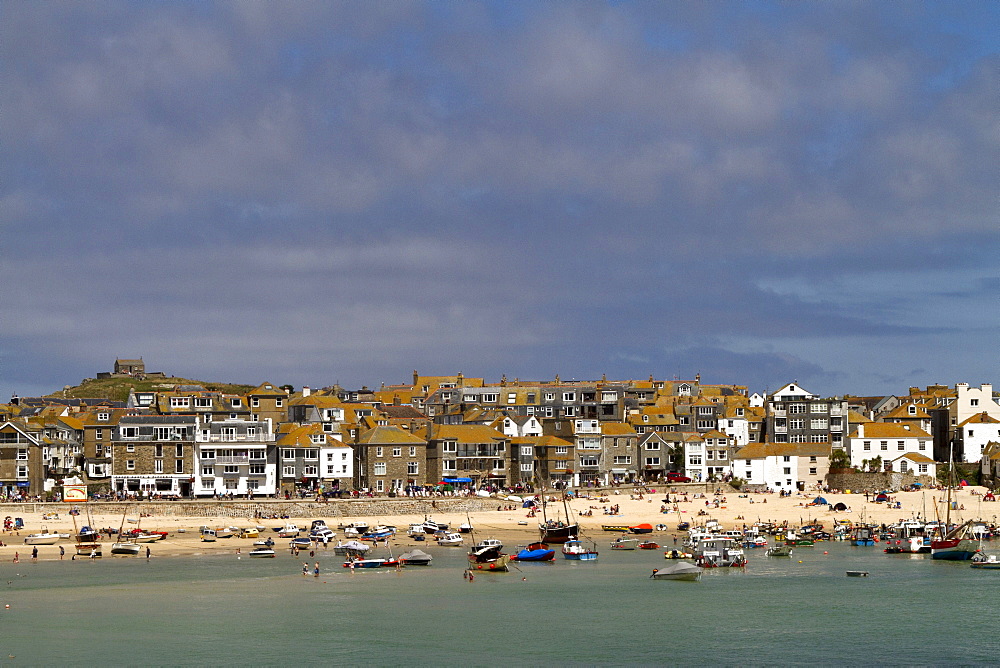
(313, 562), (319, 578)
(13, 552), (19, 563)
(31, 547), (37, 561)
(146, 547), (151, 559)
(59, 545), (64, 559)
(302, 562), (309, 576)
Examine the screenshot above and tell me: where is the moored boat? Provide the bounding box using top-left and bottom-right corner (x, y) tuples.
(766, 545), (793, 557)
(436, 532), (464, 547)
(468, 538), (511, 572)
(24, 531), (62, 545)
(399, 549), (433, 566)
(694, 536), (747, 567)
(512, 542), (555, 561)
(248, 547), (276, 558)
(650, 562), (701, 581)
(638, 541), (660, 550)
(611, 536), (640, 550)
(931, 520), (980, 561)
(562, 539), (598, 561)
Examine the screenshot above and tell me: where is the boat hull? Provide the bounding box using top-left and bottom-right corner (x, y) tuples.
(110, 542), (141, 555)
(539, 523), (578, 544)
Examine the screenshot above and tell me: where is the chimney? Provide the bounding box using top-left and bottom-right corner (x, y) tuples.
(457, 372), (464, 387)
(857, 423), (864, 438)
(302, 386), (311, 398)
(425, 420), (433, 441)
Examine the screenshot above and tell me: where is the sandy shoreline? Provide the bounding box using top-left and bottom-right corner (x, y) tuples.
(2, 486), (993, 561)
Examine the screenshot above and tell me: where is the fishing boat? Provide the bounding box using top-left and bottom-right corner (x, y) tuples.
(562, 539), (598, 561)
(253, 537), (275, 548)
(970, 554), (1000, 570)
(538, 493), (578, 544)
(512, 542), (555, 561)
(610, 536), (640, 550)
(693, 536), (747, 567)
(435, 532), (464, 547)
(468, 538), (511, 572)
(650, 562), (702, 581)
(110, 510), (140, 555)
(248, 547), (276, 558)
(931, 449), (979, 561)
(72, 503), (103, 557)
(850, 525), (876, 547)
(766, 545), (794, 557)
(399, 549), (433, 566)
(884, 537), (931, 554)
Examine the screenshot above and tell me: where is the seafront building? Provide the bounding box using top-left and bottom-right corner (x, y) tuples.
(0, 361), (998, 498)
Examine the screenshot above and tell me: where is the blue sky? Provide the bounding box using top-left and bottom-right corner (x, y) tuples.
(2, 1), (997, 399)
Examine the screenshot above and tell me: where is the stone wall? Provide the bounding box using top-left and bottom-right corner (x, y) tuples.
(0, 497), (502, 521)
(825, 471), (934, 492)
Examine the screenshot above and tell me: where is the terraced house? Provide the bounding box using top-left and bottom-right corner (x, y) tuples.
(112, 415), (196, 497)
(194, 416), (276, 497)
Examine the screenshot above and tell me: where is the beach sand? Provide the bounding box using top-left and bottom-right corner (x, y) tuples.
(1, 486), (993, 561)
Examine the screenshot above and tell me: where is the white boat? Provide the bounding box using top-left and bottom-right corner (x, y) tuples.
(215, 527), (235, 539)
(767, 545), (794, 557)
(436, 532), (464, 547)
(611, 536), (640, 550)
(24, 531), (62, 545)
(458, 522), (474, 534)
(133, 533), (161, 543)
(248, 547), (276, 558)
(651, 562), (702, 581)
(290, 537), (312, 551)
(333, 540), (371, 557)
(562, 539), (598, 561)
(694, 536), (748, 567)
(276, 523), (300, 538)
(201, 528), (217, 542)
(110, 541), (141, 556)
(399, 549), (433, 566)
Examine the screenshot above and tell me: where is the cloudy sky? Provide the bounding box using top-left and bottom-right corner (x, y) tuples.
(2, 1), (997, 399)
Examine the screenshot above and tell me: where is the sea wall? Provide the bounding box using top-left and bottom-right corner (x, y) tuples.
(824, 471), (934, 492)
(0, 497), (502, 521)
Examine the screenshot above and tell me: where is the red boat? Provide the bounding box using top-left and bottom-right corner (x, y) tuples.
(638, 541), (660, 549)
(630, 523), (654, 534)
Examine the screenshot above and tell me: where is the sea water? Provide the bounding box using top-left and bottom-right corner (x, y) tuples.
(1, 540), (997, 666)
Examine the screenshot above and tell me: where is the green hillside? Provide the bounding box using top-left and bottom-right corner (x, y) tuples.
(47, 377), (257, 403)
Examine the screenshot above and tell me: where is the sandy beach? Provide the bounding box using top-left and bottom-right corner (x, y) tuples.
(1, 486), (993, 561)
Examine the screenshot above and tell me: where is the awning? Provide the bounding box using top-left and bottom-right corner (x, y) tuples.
(443, 477), (473, 483)
(611, 468), (628, 474)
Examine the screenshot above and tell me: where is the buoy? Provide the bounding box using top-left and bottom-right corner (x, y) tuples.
(798, 560), (803, 563)
(4, 604), (9, 609)
(823, 551), (828, 554)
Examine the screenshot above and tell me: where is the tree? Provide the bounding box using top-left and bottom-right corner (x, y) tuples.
(830, 449), (851, 470)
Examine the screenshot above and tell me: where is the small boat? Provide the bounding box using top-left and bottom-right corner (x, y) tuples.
(562, 539), (598, 561)
(399, 549), (433, 566)
(970, 554), (1000, 569)
(214, 528), (234, 539)
(630, 524), (654, 534)
(24, 530), (61, 545)
(333, 540), (371, 557)
(663, 549), (692, 559)
(611, 537), (640, 550)
(253, 538), (275, 547)
(343, 557), (390, 569)
(638, 541), (660, 550)
(468, 538), (511, 572)
(248, 547), (276, 558)
(436, 532), (464, 547)
(132, 533), (161, 543)
(341, 522), (370, 538)
(75, 543), (102, 557)
(512, 542), (555, 561)
(651, 562), (702, 581)
(421, 518), (448, 534)
(290, 537), (312, 551)
(110, 541), (141, 556)
(201, 528), (217, 542)
(846, 570), (869, 577)
(277, 523), (300, 538)
(602, 525), (631, 532)
(458, 522), (474, 534)
(239, 527), (260, 539)
(766, 545), (794, 557)
(363, 526), (396, 541)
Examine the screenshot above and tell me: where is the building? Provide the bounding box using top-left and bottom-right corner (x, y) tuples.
(111, 415), (197, 497)
(846, 423), (933, 469)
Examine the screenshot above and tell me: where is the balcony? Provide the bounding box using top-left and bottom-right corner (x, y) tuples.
(200, 433), (274, 443)
(771, 409), (786, 417)
(215, 456), (250, 465)
(773, 426), (787, 434)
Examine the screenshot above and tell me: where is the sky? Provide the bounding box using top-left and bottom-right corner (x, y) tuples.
(2, 1), (997, 400)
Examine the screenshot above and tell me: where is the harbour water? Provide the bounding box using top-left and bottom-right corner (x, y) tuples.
(2, 540), (997, 665)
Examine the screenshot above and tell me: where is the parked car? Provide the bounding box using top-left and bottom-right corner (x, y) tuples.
(666, 473), (692, 483)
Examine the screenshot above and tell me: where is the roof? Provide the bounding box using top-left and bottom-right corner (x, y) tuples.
(893, 453), (936, 463)
(735, 442), (832, 459)
(959, 411), (1000, 427)
(429, 424), (507, 443)
(852, 423), (931, 439)
(356, 426), (427, 445)
(600, 422), (636, 436)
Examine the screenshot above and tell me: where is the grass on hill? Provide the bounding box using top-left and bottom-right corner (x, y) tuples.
(47, 376), (257, 403)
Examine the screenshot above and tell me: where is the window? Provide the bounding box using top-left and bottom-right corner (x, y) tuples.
(678, 416), (690, 425)
(202, 466), (214, 476)
(154, 459), (163, 473)
(645, 457), (661, 466)
(783, 467), (791, 475)
(555, 446), (568, 455)
(482, 393), (498, 403)
(508, 393), (517, 404)
(811, 435), (827, 443)
(810, 419), (827, 429)
(782, 456), (791, 462)
(443, 460), (456, 471)
(521, 446), (533, 456)
(170, 397), (190, 408)
(563, 392), (576, 402)
(789, 404), (807, 414)
(224, 465), (239, 474)
(613, 456), (632, 464)
(918, 464), (928, 473)
(563, 406), (576, 417)
(688, 456), (702, 465)
(375, 447), (383, 457)
(407, 462), (419, 475)
(282, 466), (295, 477)
(717, 451), (727, 460)
(919, 441), (927, 451)
(231, 398), (241, 408)
(880, 441), (888, 451)
(16, 449), (27, 461)
(645, 441), (660, 450)
(375, 479), (384, 492)
(811, 403), (828, 413)
(126, 460), (135, 470)
(16, 465), (28, 479)
(706, 451), (714, 460)
(392, 448), (402, 457)
(697, 420), (712, 429)
(126, 443), (135, 452)
(898, 441), (905, 451)
(373, 462), (387, 476)
(176, 444), (183, 457)
(789, 419), (804, 430)
(282, 449), (295, 460)
(580, 457), (598, 467)
(442, 442), (456, 453)
(305, 449), (318, 460)
(863, 441), (871, 451)
(275, 398), (284, 408)
(175, 460), (184, 473)
(971, 399), (979, 407)
(202, 450), (215, 459)
(98, 412), (110, 421)
(303, 466), (318, 476)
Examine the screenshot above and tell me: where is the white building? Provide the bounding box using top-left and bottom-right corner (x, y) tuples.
(847, 423), (933, 469)
(733, 443), (830, 492)
(889, 453), (937, 477)
(956, 412), (1000, 463)
(193, 417), (276, 497)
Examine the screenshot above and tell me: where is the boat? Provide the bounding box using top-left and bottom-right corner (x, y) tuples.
(239, 527), (260, 539)
(290, 537), (312, 551)
(931, 449), (979, 561)
(650, 562), (702, 581)
(248, 547), (276, 558)
(693, 536), (747, 567)
(343, 556), (395, 569)
(846, 571), (870, 577)
(766, 545), (794, 557)
(630, 524), (654, 534)
(970, 554), (1000, 570)
(110, 541), (141, 556)
(363, 526), (396, 541)
(458, 522), (474, 534)
(436, 532), (464, 547)
(201, 528), (217, 542)
(562, 539), (598, 561)
(638, 541), (660, 550)
(276, 523), (300, 538)
(850, 525), (876, 547)
(602, 525), (631, 532)
(24, 530), (61, 545)
(399, 549), (433, 566)
(333, 540), (371, 557)
(538, 493), (578, 544)
(663, 549), (692, 559)
(421, 518), (448, 534)
(341, 522), (370, 538)
(610, 536), (640, 550)
(73, 503), (103, 557)
(468, 538), (511, 572)
(253, 538), (275, 547)
(512, 542), (555, 561)
(884, 537), (931, 554)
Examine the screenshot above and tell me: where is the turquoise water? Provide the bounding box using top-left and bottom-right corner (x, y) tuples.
(1, 541), (996, 666)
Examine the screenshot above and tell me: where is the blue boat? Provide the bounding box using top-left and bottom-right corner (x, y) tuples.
(562, 539), (598, 561)
(512, 542), (555, 561)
